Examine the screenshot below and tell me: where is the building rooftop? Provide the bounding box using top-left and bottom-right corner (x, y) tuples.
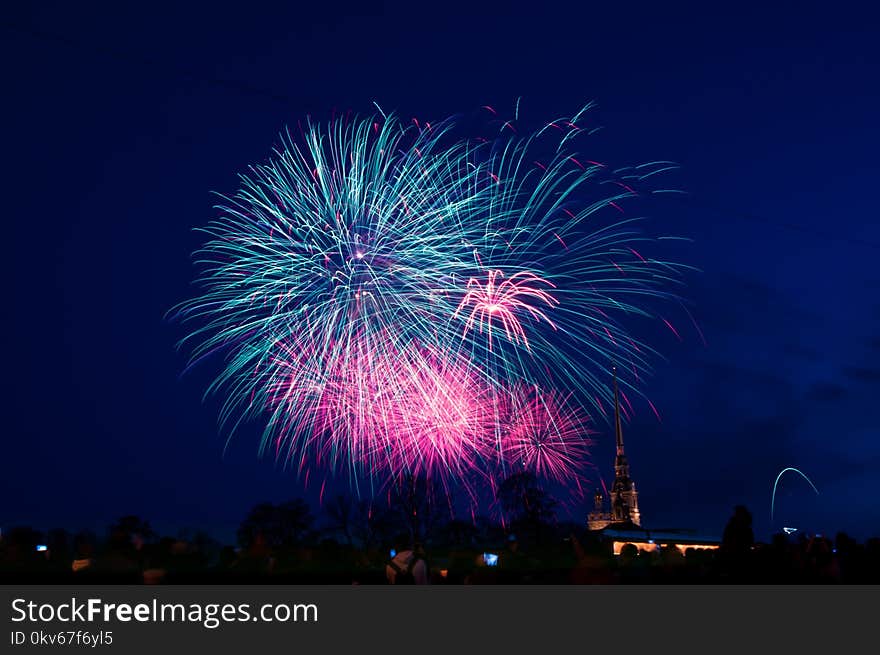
(599, 525), (721, 545)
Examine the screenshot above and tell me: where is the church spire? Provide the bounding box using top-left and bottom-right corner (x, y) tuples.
(586, 366), (642, 530)
(610, 365), (641, 526)
(613, 365), (625, 456)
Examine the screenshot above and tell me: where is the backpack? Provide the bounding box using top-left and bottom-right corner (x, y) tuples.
(389, 555), (417, 584)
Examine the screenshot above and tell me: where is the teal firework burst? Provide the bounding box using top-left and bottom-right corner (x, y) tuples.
(170, 103), (694, 490)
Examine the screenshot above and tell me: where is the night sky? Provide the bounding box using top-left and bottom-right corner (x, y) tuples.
(3, 1), (879, 544)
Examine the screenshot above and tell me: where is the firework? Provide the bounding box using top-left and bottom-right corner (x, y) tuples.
(501, 386), (594, 483)
(170, 102), (690, 492)
(770, 467), (819, 524)
(454, 270), (558, 352)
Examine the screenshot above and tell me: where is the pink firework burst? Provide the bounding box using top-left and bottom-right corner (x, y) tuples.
(267, 336), (501, 485)
(501, 387), (593, 484)
(454, 270), (558, 351)
(372, 347), (498, 480)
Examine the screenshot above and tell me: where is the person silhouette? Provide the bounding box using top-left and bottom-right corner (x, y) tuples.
(720, 505), (754, 582)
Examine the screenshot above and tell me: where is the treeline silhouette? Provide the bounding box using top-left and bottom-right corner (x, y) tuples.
(2, 475), (879, 584)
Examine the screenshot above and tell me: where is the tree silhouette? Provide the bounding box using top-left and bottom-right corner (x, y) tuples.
(324, 495), (356, 547)
(496, 472), (558, 546)
(47, 528), (71, 553)
(388, 474), (449, 545)
(438, 519), (478, 547)
(353, 502), (395, 551)
(496, 472), (557, 523)
(108, 516), (155, 546)
(237, 500), (314, 549)
(0, 526), (43, 568)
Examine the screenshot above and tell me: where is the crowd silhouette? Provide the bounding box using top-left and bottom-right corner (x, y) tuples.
(3, 479), (879, 585)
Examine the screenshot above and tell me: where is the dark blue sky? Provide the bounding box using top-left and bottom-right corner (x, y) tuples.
(3, 1), (879, 543)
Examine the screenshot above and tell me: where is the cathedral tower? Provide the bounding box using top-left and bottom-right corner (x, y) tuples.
(587, 367), (642, 530)
(609, 366), (641, 526)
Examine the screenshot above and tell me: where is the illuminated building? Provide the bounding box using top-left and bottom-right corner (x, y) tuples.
(603, 527), (720, 556)
(586, 369), (721, 554)
(587, 367), (641, 530)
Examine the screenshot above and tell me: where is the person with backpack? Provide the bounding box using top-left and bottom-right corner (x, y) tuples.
(385, 538), (429, 584)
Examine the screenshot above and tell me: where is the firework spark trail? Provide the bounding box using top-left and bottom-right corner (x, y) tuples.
(770, 467), (820, 523)
(170, 103), (693, 494)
